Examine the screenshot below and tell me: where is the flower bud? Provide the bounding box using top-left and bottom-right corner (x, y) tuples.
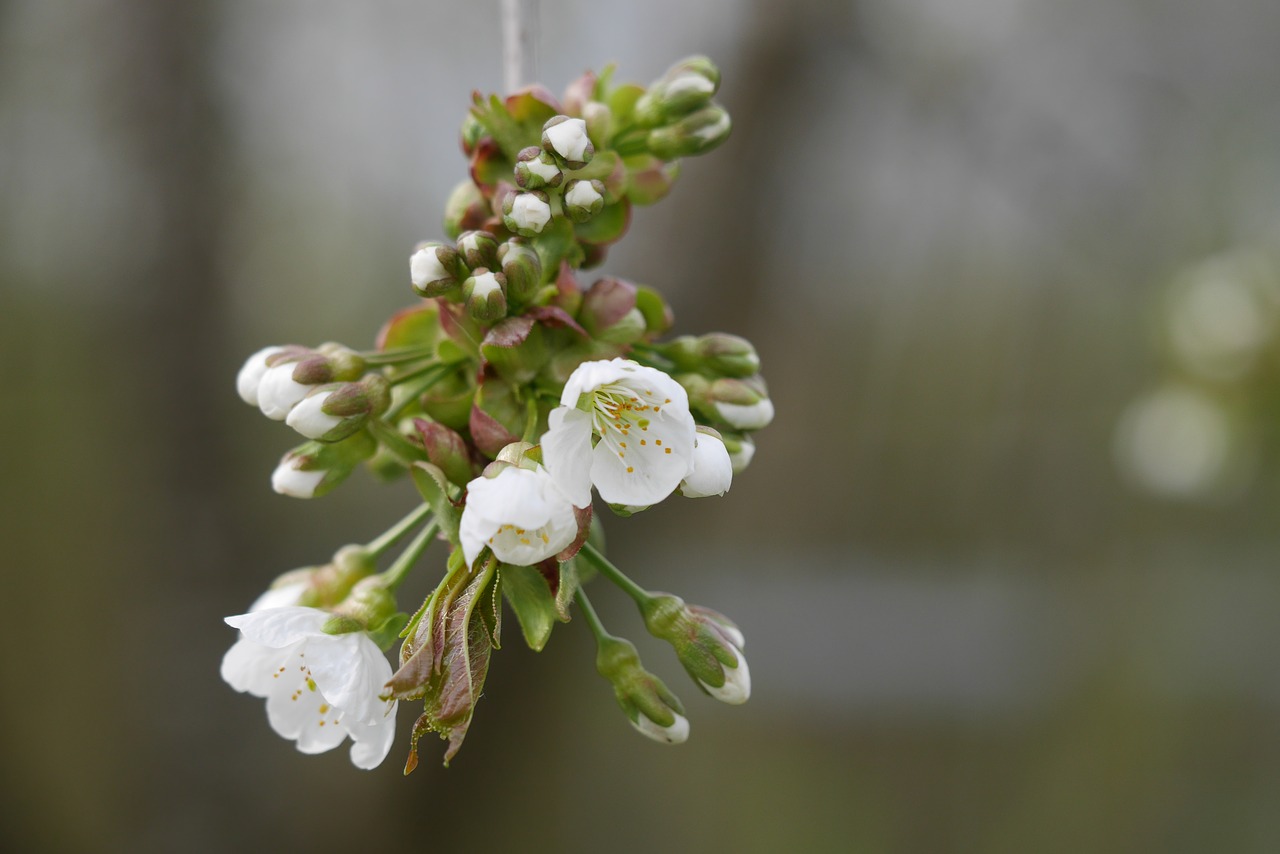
(250, 544), (378, 611)
(641, 594), (750, 705)
(635, 56), (720, 127)
(413, 418), (474, 488)
(271, 431), (377, 499)
(410, 242), (463, 297)
(595, 636), (688, 744)
(720, 432), (755, 474)
(462, 269), (508, 324)
(706, 376), (773, 430)
(647, 105), (731, 160)
(286, 374), (392, 442)
(330, 575), (399, 633)
(497, 240), (542, 305)
(459, 112), (486, 157)
(514, 146), (563, 190)
(236, 345), (287, 406)
(456, 229), (499, 271)
(541, 115), (594, 169)
(502, 190), (552, 237)
(562, 178), (606, 223)
(443, 180), (490, 240)
(583, 101), (614, 146)
(680, 427), (733, 498)
(580, 277), (646, 345)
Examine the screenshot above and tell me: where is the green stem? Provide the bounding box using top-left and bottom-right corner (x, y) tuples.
(385, 364), (455, 421)
(380, 520), (441, 591)
(388, 359), (446, 385)
(361, 345), (435, 365)
(574, 587), (613, 644)
(521, 395), (539, 443)
(367, 419), (427, 465)
(365, 503), (433, 558)
(578, 543), (651, 606)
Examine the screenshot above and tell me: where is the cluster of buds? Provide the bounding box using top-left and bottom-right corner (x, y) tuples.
(223, 57), (770, 773)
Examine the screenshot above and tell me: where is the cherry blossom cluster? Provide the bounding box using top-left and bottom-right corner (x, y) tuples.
(223, 57), (770, 771)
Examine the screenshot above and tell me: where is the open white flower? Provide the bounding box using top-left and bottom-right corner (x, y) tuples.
(542, 359), (696, 508)
(679, 429), (733, 498)
(459, 464), (578, 567)
(221, 606), (397, 769)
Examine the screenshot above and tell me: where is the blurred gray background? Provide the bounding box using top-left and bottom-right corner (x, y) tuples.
(4, 0), (1280, 851)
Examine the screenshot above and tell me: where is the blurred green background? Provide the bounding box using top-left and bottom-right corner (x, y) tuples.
(4, 0), (1280, 851)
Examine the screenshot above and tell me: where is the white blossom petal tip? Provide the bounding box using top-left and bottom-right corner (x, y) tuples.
(272, 462), (326, 498)
(237, 346), (285, 406)
(680, 432), (733, 498)
(702, 650), (750, 705)
(632, 711), (690, 745)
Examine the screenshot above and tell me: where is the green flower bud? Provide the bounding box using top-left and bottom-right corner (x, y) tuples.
(634, 285), (674, 336)
(286, 375), (392, 442)
(663, 333), (759, 377)
(699, 376), (774, 431)
(413, 418), (475, 488)
(272, 431), (377, 499)
(595, 636), (689, 744)
(580, 277), (646, 344)
(497, 240), (542, 305)
(634, 56), (721, 127)
(541, 115), (595, 170)
(459, 112), (487, 157)
(562, 178), (607, 223)
(462, 269), (508, 324)
(502, 190), (552, 237)
(583, 101), (614, 146)
(514, 146), (563, 190)
(640, 594), (749, 705)
(328, 575), (399, 635)
(456, 229), (499, 271)
(410, 241), (463, 297)
(252, 543), (377, 611)
(647, 105), (731, 160)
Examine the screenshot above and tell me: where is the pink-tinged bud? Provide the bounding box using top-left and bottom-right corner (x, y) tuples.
(562, 69), (597, 117)
(562, 178), (606, 223)
(286, 375), (391, 442)
(502, 190), (552, 237)
(413, 419), (474, 488)
(411, 242), (463, 298)
(579, 277), (646, 344)
(514, 146), (563, 190)
(541, 115), (595, 170)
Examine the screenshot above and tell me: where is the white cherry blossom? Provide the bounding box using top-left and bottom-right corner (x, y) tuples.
(460, 464), (578, 567)
(542, 359), (697, 508)
(221, 606), (397, 769)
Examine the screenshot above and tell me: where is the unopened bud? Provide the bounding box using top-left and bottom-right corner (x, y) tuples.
(595, 636), (688, 744)
(411, 242), (462, 297)
(707, 376), (773, 430)
(236, 345), (287, 406)
(456, 229), (499, 271)
(664, 333), (759, 377)
(635, 56), (720, 127)
(330, 575), (398, 633)
(502, 190), (552, 237)
(442, 180), (490, 240)
(497, 240), (542, 305)
(647, 105), (731, 160)
(562, 178), (606, 223)
(514, 146), (563, 190)
(542, 115), (595, 169)
(634, 285), (674, 336)
(720, 432), (755, 474)
(582, 101), (614, 146)
(414, 419), (474, 488)
(680, 427), (733, 498)
(257, 347), (363, 422)
(462, 269), (508, 324)
(250, 544), (377, 611)
(459, 113), (486, 157)
(287, 375), (392, 442)
(271, 431), (377, 499)
(641, 593), (750, 705)
(580, 277), (646, 345)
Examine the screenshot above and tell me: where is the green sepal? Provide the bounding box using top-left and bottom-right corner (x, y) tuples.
(321, 614), (364, 636)
(606, 83), (646, 128)
(368, 612), (411, 652)
(470, 91), (557, 162)
(574, 199), (631, 247)
(500, 563), (559, 651)
(409, 461), (460, 544)
(531, 217), (585, 282)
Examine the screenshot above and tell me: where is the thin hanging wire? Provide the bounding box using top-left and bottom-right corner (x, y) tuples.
(501, 0), (539, 92)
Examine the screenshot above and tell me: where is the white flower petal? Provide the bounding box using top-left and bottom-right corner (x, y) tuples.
(680, 433), (733, 498)
(715, 398), (774, 430)
(591, 424), (693, 506)
(347, 707), (397, 769)
(410, 247), (448, 287)
(258, 363), (312, 420)
(541, 407), (595, 508)
(225, 607), (330, 648)
(220, 637), (291, 697)
(565, 180), (603, 209)
(265, 662), (326, 740)
(632, 711), (689, 745)
(286, 391), (343, 439)
(510, 194), (551, 233)
(560, 358), (646, 406)
(305, 633), (392, 723)
(236, 346), (284, 406)
(272, 464), (325, 498)
(546, 117), (590, 161)
(461, 465), (579, 566)
(701, 649), (750, 705)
